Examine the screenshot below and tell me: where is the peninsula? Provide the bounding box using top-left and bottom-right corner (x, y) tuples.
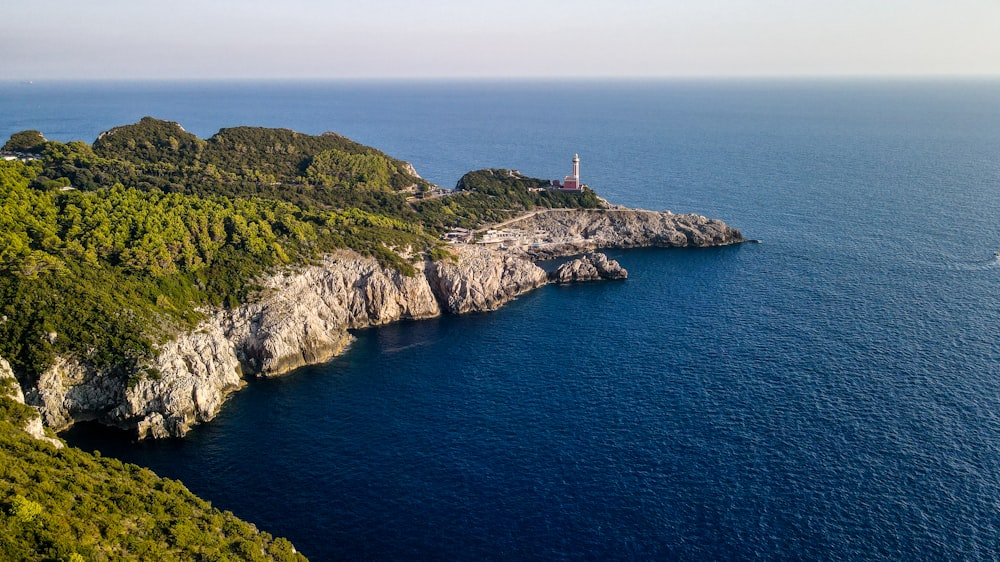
(0, 118), (741, 559)
(0, 119), (742, 441)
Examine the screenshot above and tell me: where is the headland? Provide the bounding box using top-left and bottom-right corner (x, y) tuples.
(0, 120), (743, 441)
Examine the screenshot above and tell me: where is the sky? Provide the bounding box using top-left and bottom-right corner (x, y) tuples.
(3, 0), (999, 80)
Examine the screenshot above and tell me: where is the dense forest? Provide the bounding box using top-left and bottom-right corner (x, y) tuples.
(0, 154), (434, 384)
(0, 380), (306, 561)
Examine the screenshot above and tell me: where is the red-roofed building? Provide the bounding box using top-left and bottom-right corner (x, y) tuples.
(561, 153), (582, 191)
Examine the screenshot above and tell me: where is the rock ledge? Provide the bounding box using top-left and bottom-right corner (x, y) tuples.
(550, 253), (628, 283)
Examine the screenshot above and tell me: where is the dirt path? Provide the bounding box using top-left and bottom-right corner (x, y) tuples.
(475, 208), (577, 233)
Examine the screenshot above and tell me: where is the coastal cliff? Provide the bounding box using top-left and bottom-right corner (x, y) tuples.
(1, 356), (63, 448)
(20, 245), (550, 439)
(15, 209), (742, 439)
(428, 246), (548, 314)
(502, 208), (743, 259)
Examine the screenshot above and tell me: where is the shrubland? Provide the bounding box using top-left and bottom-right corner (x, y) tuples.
(0, 387), (306, 561)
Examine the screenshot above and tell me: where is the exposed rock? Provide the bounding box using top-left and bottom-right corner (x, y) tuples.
(12, 208), (744, 440)
(21, 416), (64, 448)
(26, 356), (122, 431)
(550, 253), (628, 283)
(506, 209), (743, 259)
(0, 356), (24, 403)
(1, 355), (63, 448)
(401, 161), (422, 179)
(428, 245), (549, 314)
(227, 252), (442, 377)
(116, 323), (245, 440)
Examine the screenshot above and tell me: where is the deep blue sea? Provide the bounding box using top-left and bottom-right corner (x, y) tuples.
(4, 79), (1000, 560)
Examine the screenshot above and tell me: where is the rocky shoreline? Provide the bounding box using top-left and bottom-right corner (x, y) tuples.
(7, 208), (743, 441)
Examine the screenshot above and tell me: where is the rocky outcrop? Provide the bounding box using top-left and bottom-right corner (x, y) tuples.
(26, 357), (122, 430)
(507, 209), (743, 259)
(1, 355), (63, 448)
(11, 208), (743, 440)
(119, 324), (246, 440)
(550, 253), (628, 283)
(226, 252), (442, 377)
(1, 356), (24, 403)
(428, 245), (548, 314)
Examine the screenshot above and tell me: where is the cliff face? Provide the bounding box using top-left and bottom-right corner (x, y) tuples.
(26, 357), (121, 430)
(21, 248), (545, 438)
(1, 356), (63, 448)
(226, 252), (441, 377)
(509, 209), (743, 259)
(14, 210), (743, 440)
(428, 245), (548, 314)
(122, 325), (246, 439)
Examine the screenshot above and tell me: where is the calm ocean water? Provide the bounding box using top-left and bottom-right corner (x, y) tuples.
(5, 79), (1000, 560)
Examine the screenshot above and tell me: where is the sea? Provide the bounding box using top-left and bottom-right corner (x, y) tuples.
(3, 79), (1000, 560)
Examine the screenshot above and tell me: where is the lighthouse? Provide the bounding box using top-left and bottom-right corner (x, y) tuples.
(563, 153), (581, 190)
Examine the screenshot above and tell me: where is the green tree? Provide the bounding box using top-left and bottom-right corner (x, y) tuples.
(10, 495), (43, 523)
(3, 130), (46, 153)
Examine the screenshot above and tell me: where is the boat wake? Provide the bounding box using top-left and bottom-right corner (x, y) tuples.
(382, 340), (437, 354)
(942, 253), (1000, 272)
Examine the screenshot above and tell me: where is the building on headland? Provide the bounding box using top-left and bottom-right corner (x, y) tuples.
(443, 227), (473, 243)
(563, 153), (581, 190)
(551, 153), (586, 192)
(1, 151), (38, 162)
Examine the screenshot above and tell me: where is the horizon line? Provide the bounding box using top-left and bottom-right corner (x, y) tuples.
(4, 73), (1000, 84)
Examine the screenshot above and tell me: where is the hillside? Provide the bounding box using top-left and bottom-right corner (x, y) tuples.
(0, 119), (605, 386)
(89, 118), (432, 195)
(0, 366), (306, 561)
(0, 120), (602, 559)
(0, 118), (742, 560)
(0, 419), (307, 561)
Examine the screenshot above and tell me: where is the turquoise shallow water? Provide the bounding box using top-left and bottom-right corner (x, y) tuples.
(5, 79), (1000, 560)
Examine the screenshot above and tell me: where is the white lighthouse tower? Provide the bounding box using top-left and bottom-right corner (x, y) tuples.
(563, 153), (581, 190)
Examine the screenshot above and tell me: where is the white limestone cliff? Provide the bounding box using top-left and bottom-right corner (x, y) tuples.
(18, 247), (543, 438)
(11, 209), (743, 440)
(0, 355), (63, 448)
(428, 245), (549, 314)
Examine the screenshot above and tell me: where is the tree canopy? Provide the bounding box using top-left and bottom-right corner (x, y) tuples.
(2, 130), (46, 153)
(0, 393), (307, 561)
(0, 119), (603, 381)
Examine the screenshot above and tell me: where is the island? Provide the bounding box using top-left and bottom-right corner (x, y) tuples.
(0, 118), (741, 559)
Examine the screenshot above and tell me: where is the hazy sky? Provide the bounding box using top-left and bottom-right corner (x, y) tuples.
(4, 0), (999, 79)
